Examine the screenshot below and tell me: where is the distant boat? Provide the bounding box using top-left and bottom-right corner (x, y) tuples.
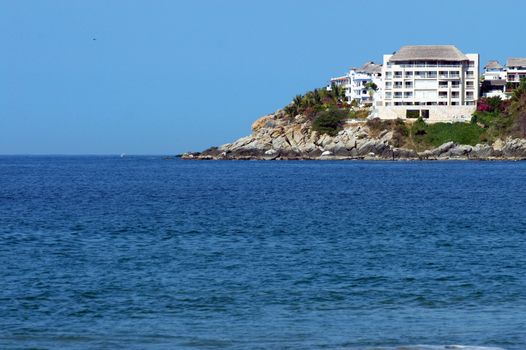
(120, 153), (126, 158)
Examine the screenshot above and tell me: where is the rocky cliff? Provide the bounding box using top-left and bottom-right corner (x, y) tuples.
(182, 110), (526, 160)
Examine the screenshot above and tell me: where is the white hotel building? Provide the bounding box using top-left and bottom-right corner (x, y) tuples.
(329, 62), (382, 106)
(506, 58), (526, 91)
(376, 45), (479, 122)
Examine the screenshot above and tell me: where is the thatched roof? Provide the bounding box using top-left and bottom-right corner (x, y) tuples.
(389, 45), (468, 62)
(360, 62), (382, 74)
(507, 58), (526, 67)
(484, 60), (503, 69)
(351, 62), (382, 75)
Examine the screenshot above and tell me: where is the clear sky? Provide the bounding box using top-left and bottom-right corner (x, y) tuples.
(1, 0), (525, 154)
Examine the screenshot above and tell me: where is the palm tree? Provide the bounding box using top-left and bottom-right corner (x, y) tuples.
(312, 89), (322, 105)
(293, 95), (303, 107)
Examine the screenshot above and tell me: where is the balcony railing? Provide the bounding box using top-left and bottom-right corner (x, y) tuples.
(398, 63), (463, 68)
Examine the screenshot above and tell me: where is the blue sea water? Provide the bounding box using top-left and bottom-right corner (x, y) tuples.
(0, 156), (525, 350)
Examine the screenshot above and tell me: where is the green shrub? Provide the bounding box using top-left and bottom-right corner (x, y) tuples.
(410, 120), (484, 147)
(312, 109), (348, 136)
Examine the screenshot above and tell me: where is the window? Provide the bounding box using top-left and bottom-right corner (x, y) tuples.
(439, 82), (448, 89)
(421, 110), (429, 119)
(406, 110), (420, 118)
(406, 109), (429, 119)
(451, 91), (460, 98)
(466, 71), (474, 78)
(405, 71), (413, 78)
(404, 92), (413, 98)
(386, 72), (393, 79)
(466, 91), (474, 99)
(405, 82), (413, 88)
(452, 81), (460, 88)
(385, 92), (392, 99)
(439, 91), (448, 99)
(385, 82), (392, 89)
(394, 82), (402, 88)
(427, 71), (437, 78)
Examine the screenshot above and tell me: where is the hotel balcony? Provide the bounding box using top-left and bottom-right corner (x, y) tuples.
(397, 63), (463, 68)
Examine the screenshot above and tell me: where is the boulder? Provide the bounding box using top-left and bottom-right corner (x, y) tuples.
(251, 115), (274, 132)
(445, 145), (473, 158)
(502, 138), (526, 158)
(470, 144), (494, 159)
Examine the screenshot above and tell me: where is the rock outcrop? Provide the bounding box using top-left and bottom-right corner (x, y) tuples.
(182, 110), (526, 161)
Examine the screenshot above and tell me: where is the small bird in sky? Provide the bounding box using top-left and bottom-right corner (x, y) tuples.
(92, 38), (97, 41)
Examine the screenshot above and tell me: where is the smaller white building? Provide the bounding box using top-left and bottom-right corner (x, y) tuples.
(481, 60), (507, 99)
(347, 62), (383, 105)
(328, 62), (382, 106)
(506, 58), (526, 91)
(483, 60), (506, 80)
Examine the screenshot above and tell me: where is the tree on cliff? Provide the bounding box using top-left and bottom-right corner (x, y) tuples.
(509, 79), (526, 137)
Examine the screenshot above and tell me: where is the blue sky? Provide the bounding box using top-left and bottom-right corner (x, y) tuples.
(1, 0), (524, 154)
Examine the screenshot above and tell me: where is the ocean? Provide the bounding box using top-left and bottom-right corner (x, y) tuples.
(0, 156), (525, 350)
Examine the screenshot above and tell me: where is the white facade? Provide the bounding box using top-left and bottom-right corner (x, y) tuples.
(483, 60), (506, 80)
(506, 58), (526, 91)
(378, 45), (479, 122)
(329, 62), (382, 106)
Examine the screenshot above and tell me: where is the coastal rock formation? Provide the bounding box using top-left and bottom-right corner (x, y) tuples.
(183, 110), (526, 161)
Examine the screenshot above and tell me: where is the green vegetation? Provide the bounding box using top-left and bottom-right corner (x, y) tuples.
(311, 109), (348, 136)
(284, 84), (372, 136)
(410, 118), (484, 148)
(283, 84), (348, 119)
(470, 80), (526, 141)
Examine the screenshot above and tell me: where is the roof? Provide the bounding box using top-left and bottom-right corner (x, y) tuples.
(484, 60), (503, 69)
(507, 58), (526, 67)
(330, 75), (349, 82)
(351, 62), (382, 74)
(360, 61), (382, 74)
(389, 45), (469, 62)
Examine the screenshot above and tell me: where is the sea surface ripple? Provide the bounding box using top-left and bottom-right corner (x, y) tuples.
(0, 157), (525, 349)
